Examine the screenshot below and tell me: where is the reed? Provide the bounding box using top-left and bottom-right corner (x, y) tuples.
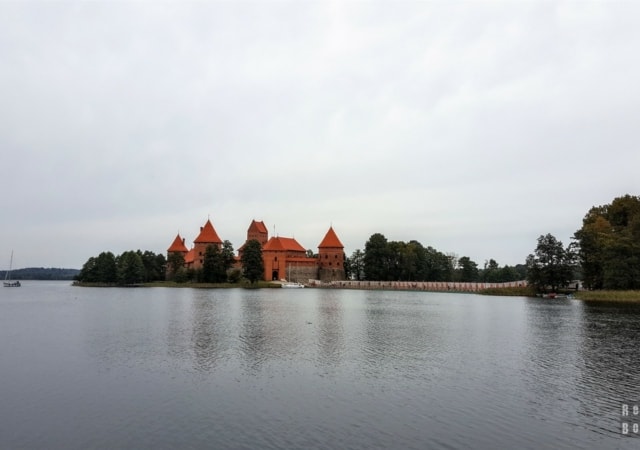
(574, 290), (640, 302)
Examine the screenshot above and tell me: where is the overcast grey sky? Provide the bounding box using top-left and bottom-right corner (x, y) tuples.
(1, 1), (639, 270)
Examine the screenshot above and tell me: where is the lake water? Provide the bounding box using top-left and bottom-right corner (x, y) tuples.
(1, 282), (639, 449)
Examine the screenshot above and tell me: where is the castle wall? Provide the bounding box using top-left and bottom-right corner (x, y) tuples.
(287, 260), (318, 283)
(318, 267), (346, 282)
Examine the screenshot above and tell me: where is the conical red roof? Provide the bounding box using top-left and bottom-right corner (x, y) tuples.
(318, 227), (344, 248)
(248, 220), (268, 234)
(167, 234), (189, 253)
(194, 219), (223, 244)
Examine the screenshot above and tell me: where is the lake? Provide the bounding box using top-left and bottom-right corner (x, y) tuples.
(1, 281), (639, 449)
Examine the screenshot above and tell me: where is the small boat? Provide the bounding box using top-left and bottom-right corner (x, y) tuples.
(3, 251), (21, 287)
(281, 263), (304, 288)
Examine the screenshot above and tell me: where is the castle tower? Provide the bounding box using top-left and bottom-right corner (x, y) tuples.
(317, 226), (346, 282)
(247, 220), (268, 246)
(167, 233), (189, 256)
(192, 219), (223, 269)
(166, 233), (189, 277)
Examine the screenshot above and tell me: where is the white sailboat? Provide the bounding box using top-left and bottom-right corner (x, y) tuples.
(3, 251), (21, 287)
(281, 263), (304, 288)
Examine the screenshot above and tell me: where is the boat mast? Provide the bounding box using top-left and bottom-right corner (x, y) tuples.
(5, 251), (13, 281)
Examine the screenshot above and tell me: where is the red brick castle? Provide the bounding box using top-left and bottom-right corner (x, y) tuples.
(167, 218), (346, 283)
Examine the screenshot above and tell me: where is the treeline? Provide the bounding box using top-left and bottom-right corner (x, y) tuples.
(1, 267), (80, 280)
(346, 233), (525, 283)
(75, 250), (167, 285)
(76, 240), (253, 285)
(524, 194), (640, 293)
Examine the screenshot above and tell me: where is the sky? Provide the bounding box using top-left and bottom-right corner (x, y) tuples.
(1, 1), (639, 270)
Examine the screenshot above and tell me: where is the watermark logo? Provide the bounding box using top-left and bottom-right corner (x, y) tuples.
(621, 402), (640, 437)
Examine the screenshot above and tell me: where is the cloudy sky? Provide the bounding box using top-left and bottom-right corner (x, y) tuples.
(1, 1), (639, 270)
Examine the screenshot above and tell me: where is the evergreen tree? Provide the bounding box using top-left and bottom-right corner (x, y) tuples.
(241, 240), (264, 283)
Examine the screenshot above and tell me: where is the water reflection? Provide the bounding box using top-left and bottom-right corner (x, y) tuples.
(6, 283), (640, 449)
(575, 301), (640, 438)
(237, 289), (312, 372)
(316, 290), (345, 367)
(238, 290), (268, 371)
(362, 291), (435, 380)
(522, 297), (640, 442)
(522, 298), (583, 428)
(190, 290), (227, 372)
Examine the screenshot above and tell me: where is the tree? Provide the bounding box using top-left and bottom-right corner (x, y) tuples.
(167, 252), (186, 280)
(76, 251), (117, 283)
(117, 250), (145, 285)
(77, 256), (98, 282)
(423, 246), (453, 281)
(201, 245), (226, 283)
(241, 239), (264, 284)
(481, 259), (499, 282)
(221, 240), (236, 273)
(457, 256), (479, 282)
(526, 234), (575, 292)
(363, 233), (390, 281)
(348, 249), (365, 280)
(139, 250), (166, 282)
(573, 195), (640, 290)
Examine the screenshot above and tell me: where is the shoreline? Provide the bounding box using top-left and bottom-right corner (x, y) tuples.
(71, 281), (640, 302)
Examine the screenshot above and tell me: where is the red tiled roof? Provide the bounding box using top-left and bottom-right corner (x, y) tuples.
(318, 227), (344, 248)
(248, 220), (268, 234)
(185, 248), (195, 264)
(263, 236), (306, 252)
(167, 234), (189, 253)
(194, 219), (223, 244)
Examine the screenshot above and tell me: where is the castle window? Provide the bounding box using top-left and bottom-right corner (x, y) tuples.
(325, 254), (328, 259)
(329, 262), (332, 266)
(275, 257), (278, 261)
(335, 254), (338, 258)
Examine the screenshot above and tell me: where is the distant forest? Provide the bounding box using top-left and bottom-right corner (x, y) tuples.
(1, 267), (80, 280)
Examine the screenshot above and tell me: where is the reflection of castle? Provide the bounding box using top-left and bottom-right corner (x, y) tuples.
(167, 219), (346, 283)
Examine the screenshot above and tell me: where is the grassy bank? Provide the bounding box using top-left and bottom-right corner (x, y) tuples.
(574, 290), (640, 302)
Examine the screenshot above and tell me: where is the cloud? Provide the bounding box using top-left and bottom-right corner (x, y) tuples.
(1, 1), (639, 269)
